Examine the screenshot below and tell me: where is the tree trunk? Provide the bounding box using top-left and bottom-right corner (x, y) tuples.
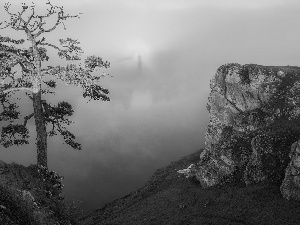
(26, 31), (48, 168)
(33, 91), (48, 168)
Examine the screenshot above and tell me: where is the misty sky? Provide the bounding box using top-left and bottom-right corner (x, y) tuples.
(1, 0), (300, 212)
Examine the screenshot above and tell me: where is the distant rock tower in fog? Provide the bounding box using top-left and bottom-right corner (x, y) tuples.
(137, 54), (142, 72)
(113, 53), (143, 72)
(115, 39), (151, 72)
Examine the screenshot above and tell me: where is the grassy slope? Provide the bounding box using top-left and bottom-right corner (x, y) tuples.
(76, 65), (300, 224)
(78, 149), (300, 225)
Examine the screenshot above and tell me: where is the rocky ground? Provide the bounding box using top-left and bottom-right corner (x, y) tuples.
(78, 149), (300, 225)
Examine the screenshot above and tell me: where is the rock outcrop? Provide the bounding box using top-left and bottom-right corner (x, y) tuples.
(179, 63), (300, 199)
(280, 140), (300, 200)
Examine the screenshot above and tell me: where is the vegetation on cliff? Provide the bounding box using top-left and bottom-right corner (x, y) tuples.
(0, 161), (84, 224)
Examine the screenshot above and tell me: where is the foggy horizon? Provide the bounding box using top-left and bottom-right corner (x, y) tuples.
(1, 0), (300, 212)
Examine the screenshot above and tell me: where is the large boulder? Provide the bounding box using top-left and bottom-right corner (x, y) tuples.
(280, 140), (300, 200)
(179, 63), (300, 190)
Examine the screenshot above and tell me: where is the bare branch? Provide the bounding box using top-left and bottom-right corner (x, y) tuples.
(28, 20), (39, 33)
(34, 16), (60, 37)
(25, 3), (36, 26)
(23, 113), (34, 127)
(3, 2), (26, 31)
(3, 2), (14, 16)
(0, 86), (34, 94)
(33, 1), (81, 37)
(2, 1), (80, 37)
(24, 90), (33, 100)
(39, 42), (62, 51)
(0, 22), (10, 29)
(18, 4), (28, 23)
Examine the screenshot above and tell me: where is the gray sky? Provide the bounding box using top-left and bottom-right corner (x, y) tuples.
(1, 0), (300, 212)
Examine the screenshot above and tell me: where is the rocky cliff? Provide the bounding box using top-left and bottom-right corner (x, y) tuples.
(77, 63), (300, 224)
(179, 63), (300, 200)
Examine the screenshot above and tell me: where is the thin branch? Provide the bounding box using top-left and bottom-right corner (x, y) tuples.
(2, 1), (80, 36)
(25, 4), (36, 26)
(33, 1), (81, 37)
(24, 90), (33, 100)
(3, 2), (25, 31)
(0, 86), (34, 94)
(34, 16), (60, 37)
(39, 40), (82, 61)
(0, 22), (10, 29)
(23, 113), (34, 127)
(18, 4), (28, 24)
(3, 3), (14, 17)
(28, 20), (39, 33)
(38, 42), (62, 51)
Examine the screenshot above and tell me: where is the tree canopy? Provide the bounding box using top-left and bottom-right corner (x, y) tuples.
(0, 0), (111, 168)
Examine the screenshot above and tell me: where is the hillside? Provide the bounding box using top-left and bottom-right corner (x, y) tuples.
(3, 63), (300, 224)
(76, 64), (300, 225)
(78, 149), (300, 225)
(0, 161), (83, 224)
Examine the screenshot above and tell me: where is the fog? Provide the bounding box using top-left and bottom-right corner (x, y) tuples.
(0, 0), (300, 212)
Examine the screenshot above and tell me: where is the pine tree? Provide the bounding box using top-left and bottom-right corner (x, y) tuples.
(0, 1), (110, 168)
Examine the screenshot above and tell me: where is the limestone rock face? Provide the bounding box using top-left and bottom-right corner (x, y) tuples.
(281, 140), (300, 200)
(183, 63), (300, 189)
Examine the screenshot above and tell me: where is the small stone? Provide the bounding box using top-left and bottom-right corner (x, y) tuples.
(277, 70), (285, 77)
(178, 204), (186, 209)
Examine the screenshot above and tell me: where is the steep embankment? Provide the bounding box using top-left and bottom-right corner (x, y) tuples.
(79, 64), (300, 225)
(78, 148), (300, 225)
